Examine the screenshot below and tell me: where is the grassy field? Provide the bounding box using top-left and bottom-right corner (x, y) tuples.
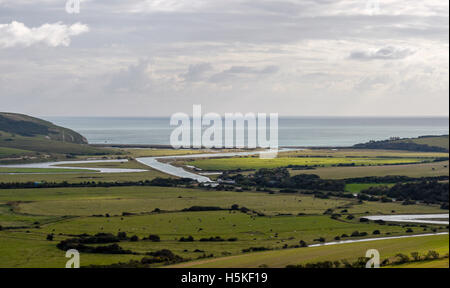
(0, 133), (110, 156)
(187, 157), (431, 171)
(170, 234), (449, 268)
(401, 135), (449, 151)
(387, 258), (449, 268)
(0, 147), (33, 158)
(0, 169), (170, 183)
(290, 161), (449, 179)
(0, 232), (143, 268)
(54, 160), (150, 170)
(1, 209), (447, 268)
(0, 184), (446, 268)
(279, 149), (449, 159)
(0, 168), (95, 174)
(120, 148), (215, 158)
(1, 186), (443, 218)
(0, 146), (448, 268)
(345, 183), (394, 194)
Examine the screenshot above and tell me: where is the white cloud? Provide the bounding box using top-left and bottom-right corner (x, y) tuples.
(0, 21), (89, 48)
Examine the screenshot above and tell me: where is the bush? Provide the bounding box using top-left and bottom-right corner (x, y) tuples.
(242, 247), (271, 253)
(46, 234), (54, 241)
(200, 236), (225, 242)
(411, 252), (421, 261)
(179, 236), (194, 242)
(372, 230), (381, 235)
(425, 250), (440, 260)
(130, 235), (139, 242)
(117, 232), (127, 240)
(395, 253), (410, 264)
(148, 234), (161, 242)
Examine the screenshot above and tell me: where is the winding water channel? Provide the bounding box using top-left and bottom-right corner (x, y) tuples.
(0, 159), (147, 174)
(2, 151), (449, 225)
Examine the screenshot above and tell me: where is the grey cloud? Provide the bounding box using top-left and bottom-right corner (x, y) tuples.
(349, 46), (415, 61)
(106, 59), (152, 93)
(0, 0), (448, 117)
(209, 65), (279, 83)
(182, 63), (213, 82)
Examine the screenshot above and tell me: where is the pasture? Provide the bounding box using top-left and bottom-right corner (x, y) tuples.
(0, 168), (94, 174)
(186, 157), (430, 171)
(1, 186), (443, 219)
(170, 234), (449, 268)
(290, 161), (449, 179)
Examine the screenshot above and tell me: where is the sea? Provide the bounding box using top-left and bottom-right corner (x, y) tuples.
(43, 117), (449, 147)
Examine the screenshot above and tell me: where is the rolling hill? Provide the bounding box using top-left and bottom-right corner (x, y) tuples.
(0, 112), (109, 159)
(354, 135), (449, 152)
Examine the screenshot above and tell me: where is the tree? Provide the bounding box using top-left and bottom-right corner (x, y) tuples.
(46, 234), (54, 241)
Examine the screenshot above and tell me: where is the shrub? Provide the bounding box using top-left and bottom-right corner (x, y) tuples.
(117, 232), (127, 240)
(410, 252), (421, 261)
(179, 236), (194, 242)
(395, 253), (410, 264)
(148, 234), (161, 242)
(425, 250), (440, 260)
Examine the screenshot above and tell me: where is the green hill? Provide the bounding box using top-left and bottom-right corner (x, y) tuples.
(0, 112), (109, 159)
(0, 112), (87, 144)
(354, 135), (449, 152)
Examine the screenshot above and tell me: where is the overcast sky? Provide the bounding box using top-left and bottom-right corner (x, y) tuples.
(0, 0), (448, 117)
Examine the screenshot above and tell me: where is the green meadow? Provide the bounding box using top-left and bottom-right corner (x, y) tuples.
(170, 234), (449, 268)
(0, 145), (448, 268)
(0, 168), (95, 174)
(345, 183), (395, 194)
(186, 157), (435, 171)
(0, 183), (447, 268)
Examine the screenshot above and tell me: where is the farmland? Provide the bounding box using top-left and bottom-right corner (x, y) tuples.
(185, 157), (433, 171)
(290, 161), (449, 179)
(0, 168), (95, 174)
(0, 182), (447, 268)
(0, 143), (449, 268)
(169, 234), (449, 268)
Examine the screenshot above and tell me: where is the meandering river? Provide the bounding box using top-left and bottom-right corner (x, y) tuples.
(0, 159), (147, 174)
